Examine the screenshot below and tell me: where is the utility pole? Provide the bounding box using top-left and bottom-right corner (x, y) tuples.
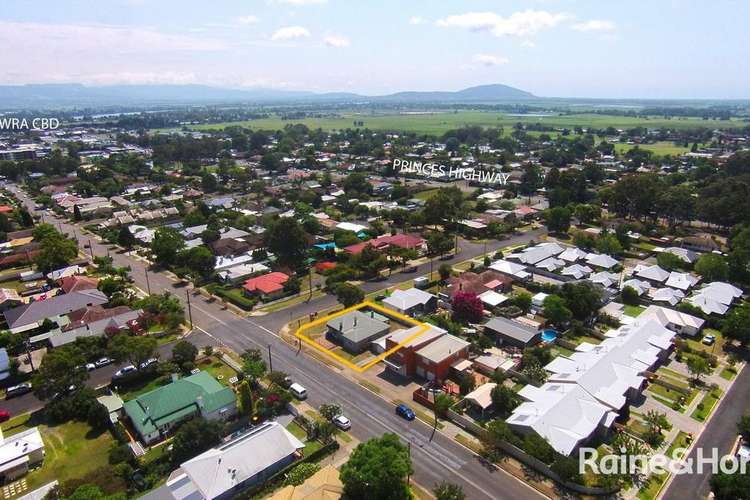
(407, 441), (411, 485)
(88, 239), (94, 260)
(186, 290), (193, 329)
(267, 344), (273, 372)
(145, 268), (151, 295)
(308, 267), (313, 301)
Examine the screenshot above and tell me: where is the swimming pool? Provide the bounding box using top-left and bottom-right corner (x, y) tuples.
(541, 329), (558, 342)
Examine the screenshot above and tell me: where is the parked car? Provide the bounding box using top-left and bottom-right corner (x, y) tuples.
(95, 357), (113, 368)
(332, 414), (351, 431)
(702, 334), (716, 345)
(112, 365), (137, 379)
(5, 383), (33, 399)
(139, 358), (158, 369)
(289, 383), (308, 400)
(85, 363), (96, 371)
(0, 410), (10, 422)
(396, 403), (416, 421)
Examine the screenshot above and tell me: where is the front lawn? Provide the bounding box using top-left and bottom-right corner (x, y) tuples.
(691, 389), (723, 422)
(720, 367), (737, 381)
(197, 356), (238, 386)
(686, 328), (723, 354)
(624, 304), (645, 317)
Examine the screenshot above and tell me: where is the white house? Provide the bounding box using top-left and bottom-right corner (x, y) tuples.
(0, 427), (45, 482)
(640, 304), (705, 336)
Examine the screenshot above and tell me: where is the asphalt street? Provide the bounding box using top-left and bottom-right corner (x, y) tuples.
(6, 184), (547, 499)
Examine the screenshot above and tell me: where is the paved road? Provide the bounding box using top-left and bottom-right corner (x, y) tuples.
(255, 228), (546, 332)
(7, 184), (546, 500)
(662, 364), (749, 500)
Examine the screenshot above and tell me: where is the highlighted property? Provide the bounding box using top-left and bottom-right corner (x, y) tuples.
(294, 300), (430, 373)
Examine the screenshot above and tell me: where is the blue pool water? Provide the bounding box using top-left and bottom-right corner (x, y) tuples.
(541, 329), (558, 342)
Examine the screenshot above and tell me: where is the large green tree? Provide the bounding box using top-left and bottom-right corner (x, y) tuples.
(265, 217), (309, 269)
(32, 345), (88, 400)
(151, 226), (185, 268)
(171, 417), (222, 465)
(107, 334), (158, 370)
(340, 433), (413, 500)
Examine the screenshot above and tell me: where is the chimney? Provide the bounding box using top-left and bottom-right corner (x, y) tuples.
(354, 316), (358, 327)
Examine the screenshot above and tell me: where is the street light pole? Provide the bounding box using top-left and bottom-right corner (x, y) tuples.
(145, 268), (151, 295)
(267, 344), (273, 372)
(88, 239), (94, 260)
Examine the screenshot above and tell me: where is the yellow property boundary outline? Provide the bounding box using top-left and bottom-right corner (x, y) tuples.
(294, 300), (431, 373)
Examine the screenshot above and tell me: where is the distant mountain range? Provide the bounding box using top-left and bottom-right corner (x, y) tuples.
(0, 83), (535, 108)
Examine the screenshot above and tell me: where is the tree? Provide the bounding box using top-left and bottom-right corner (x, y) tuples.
(543, 295), (572, 327)
(237, 380), (254, 416)
(433, 393), (453, 438)
(34, 228), (79, 273)
(711, 469), (750, 500)
(32, 345), (88, 400)
(177, 246), (215, 280)
(551, 455), (583, 484)
(265, 217), (308, 269)
(172, 340), (198, 369)
(545, 206), (571, 234)
(490, 384), (521, 418)
(116, 225), (136, 249)
(595, 234), (623, 256)
(334, 282), (364, 308)
(171, 417), (222, 464)
(722, 302), (750, 347)
(686, 355), (711, 383)
(107, 334), (158, 370)
(694, 253), (729, 282)
(438, 263), (452, 282)
(560, 281), (603, 321)
(643, 410), (670, 447)
(433, 482), (465, 500)
(738, 414), (750, 441)
(241, 348), (267, 381)
(513, 292), (533, 313)
(340, 433), (413, 500)
(426, 231), (454, 257)
(621, 285), (640, 306)
(319, 403), (342, 421)
(656, 251), (685, 271)
(480, 419), (518, 459)
(151, 226), (185, 268)
(284, 463), (321, 487)
(523, 433), (556, 464)
(451, 291), (484, 324)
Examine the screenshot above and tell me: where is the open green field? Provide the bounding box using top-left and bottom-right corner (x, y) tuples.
(614, 141), (695, 156)
(160, 111), (744, 136)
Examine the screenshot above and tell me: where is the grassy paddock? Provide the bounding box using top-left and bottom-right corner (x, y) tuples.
(159, 111), (743, 136)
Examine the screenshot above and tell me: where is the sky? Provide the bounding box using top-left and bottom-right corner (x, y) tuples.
(1, 0), (748, 99)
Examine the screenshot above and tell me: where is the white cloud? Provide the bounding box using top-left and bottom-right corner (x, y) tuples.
(273, 0), (327, 5)
(409, 16), (427, 25)
(572, 20), (616, 32)
(270, 26), (311, 41)
(324, 35), (350, 48)
(520, 40), (536, 48)
(472, 54), (509, 66)
(436, 9), (569, 37)
(237, 15), (259, 25)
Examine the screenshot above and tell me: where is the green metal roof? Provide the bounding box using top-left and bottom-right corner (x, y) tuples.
(123, 371), (236, 438)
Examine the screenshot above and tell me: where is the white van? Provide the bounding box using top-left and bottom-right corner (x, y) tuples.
(289, 383), (308, 400)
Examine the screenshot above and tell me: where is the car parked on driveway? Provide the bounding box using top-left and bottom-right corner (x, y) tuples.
(702, 334), (716, 345)
(396, 403), (415, 421)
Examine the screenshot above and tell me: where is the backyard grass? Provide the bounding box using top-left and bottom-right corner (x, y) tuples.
(624, 304), (645, 317)
(614, 141), (693, 156)
(2, 417), (116, 496)
(691, 389), (723, 422)
(414, 189), (439, 200)
(258, 289), (326, 313)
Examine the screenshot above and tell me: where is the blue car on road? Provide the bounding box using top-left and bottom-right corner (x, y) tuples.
(396, 403), (416, 421)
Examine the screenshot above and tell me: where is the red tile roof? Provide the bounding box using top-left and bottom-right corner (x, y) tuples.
(243, 272), (289, 294)
(0, 206), (13, 213)
(60, 275), (99, 294)
(344, 233), (425, 255)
